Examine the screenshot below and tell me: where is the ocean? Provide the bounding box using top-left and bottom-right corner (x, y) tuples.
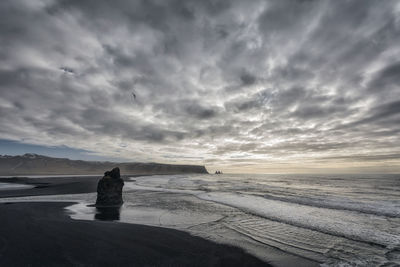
(122, 173), (400, 266)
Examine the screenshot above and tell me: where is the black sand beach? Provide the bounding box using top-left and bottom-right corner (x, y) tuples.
(0, 176), (111, 197)
(0, 177), (269, 267)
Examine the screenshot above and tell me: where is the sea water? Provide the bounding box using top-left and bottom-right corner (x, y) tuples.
(123, 173), (400, 266)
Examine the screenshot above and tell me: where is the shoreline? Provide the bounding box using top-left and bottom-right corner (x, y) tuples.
(0, 175), (270, 266)
(0, 201), (268, 266)
(0, 175), (320, 266)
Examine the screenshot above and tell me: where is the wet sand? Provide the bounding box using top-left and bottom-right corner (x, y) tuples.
(0, 201), (268, 266)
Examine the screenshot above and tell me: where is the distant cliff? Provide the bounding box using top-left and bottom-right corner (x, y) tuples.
(0, 154), (208, 176)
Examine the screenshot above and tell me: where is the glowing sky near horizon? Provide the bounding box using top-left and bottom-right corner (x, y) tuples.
(1, 0), (400, 173)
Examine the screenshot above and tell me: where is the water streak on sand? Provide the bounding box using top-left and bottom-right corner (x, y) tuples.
(0, 182), (34, 190)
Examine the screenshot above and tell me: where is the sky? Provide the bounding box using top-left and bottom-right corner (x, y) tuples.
(1, 0), (400, 173)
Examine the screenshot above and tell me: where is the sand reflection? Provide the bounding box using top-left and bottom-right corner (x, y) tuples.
(94, 206), (121, 221)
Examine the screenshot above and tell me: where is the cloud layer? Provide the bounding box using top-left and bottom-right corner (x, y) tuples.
(1, 0), (400, 172)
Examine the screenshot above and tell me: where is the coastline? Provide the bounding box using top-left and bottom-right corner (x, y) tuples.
(0, 175), (320, 267)
(0, 201), (268, 266)
(0, 175), (270, 266)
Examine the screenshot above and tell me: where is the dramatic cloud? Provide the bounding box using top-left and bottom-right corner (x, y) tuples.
(1, 0), (400, 172)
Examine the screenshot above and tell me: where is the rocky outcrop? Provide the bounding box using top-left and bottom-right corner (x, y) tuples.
(95, 167), (124, 207)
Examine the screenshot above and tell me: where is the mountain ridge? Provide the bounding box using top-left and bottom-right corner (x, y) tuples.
(0, 154), (208, 175)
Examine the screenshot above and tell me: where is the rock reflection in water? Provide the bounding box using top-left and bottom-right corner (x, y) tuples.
(95, 206), (121, 221)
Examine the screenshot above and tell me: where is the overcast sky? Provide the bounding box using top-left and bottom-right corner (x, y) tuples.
(1, 0), (400, 173)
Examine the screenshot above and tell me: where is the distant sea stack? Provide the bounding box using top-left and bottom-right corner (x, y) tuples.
(0, 154), (209, 175)
(95, 167), (124, 207)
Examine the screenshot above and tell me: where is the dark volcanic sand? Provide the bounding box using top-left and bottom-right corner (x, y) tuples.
(0, 176), (107, 197)
(0, 202), (269, 267)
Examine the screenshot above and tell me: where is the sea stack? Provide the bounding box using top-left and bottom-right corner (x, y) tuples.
(95, 167), (124, 206)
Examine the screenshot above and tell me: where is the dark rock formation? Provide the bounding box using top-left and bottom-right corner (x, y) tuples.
(95, 167), (124, 207)
(95, 206), (121, 221)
